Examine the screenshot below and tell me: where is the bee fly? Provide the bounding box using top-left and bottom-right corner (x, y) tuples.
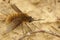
(2, 1), (60, 40)
(6, 4), (43, 24)
(4, 4), (43, 34)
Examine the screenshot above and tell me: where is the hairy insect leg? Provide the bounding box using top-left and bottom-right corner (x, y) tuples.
(21, 23), (33, 33)
(18, 24), (31, 40)
(25, 23), (33, 32)
(18, 23), (33, 40)
(31, 23), (40, 30)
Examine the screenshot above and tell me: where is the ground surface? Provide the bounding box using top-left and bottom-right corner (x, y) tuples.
(0, 0), (60, 40)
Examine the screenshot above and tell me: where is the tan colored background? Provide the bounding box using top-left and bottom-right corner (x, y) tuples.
(0, 0), (60, 40)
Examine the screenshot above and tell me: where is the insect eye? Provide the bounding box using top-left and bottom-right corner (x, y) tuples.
(28, 16), (33, 22)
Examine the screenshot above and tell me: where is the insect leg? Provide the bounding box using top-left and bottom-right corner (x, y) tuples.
(31, 23), (40, 30)
(25, 23), (33, 32)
